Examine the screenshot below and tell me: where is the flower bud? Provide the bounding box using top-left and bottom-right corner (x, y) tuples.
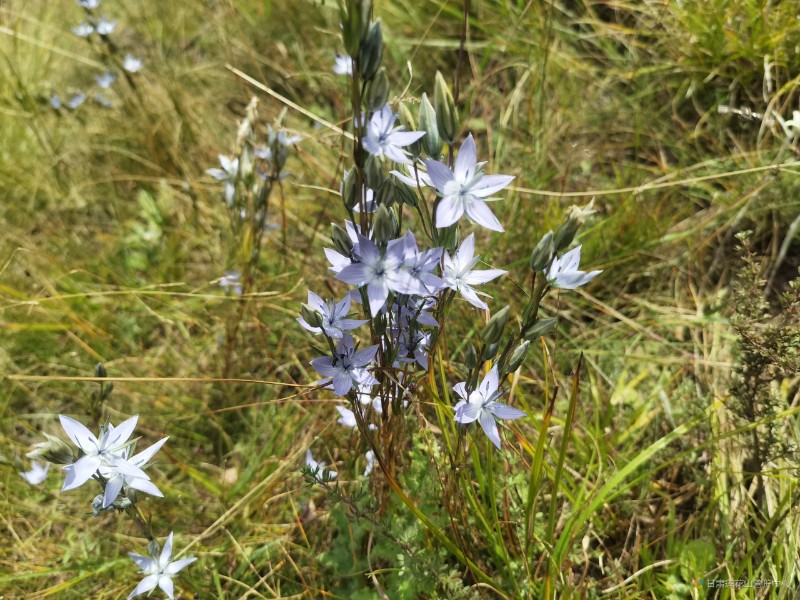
(147, 538), (161, 559)
(505, 340), (530, 374)
(522, 317), (558, 341)
(366, 67), (390, 112)
(375, 177), (396, 208)
(331, 223), (354, 257)
(341, 169), (359, 210)
(27, 433), (74, 465)
(300, 304), (323, 329)
(434, 71), (458, 145)
(394, 180), (418, 208)
(418, 93), (442, 158)
(341, 0), (369, 56)
(480, 305), (510, 346)
(373, 205), (396, 244)
(95, 362), (107, 378)
(464, 344), (478, 369)
(482, 340), (501, 361)
(530, 231), (555, 272)
(359, 20), (383, 81)
(553, 219), (579, 253)
(363, 154), (383, 189)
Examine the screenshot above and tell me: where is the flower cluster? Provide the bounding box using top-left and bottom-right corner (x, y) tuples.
(52, 0), (143, 112)
(22, 370), (196, 599)
(298, 1), (606, 468)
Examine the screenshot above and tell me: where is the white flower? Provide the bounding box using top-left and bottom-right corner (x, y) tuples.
(78, 0), (100, 9)
(453, 366), (526, 449)
(95, 71), (116, 89)
(128, 532), (196, 599)
(305, 449), (337, 479)
(297, 291), (367, 338)
(72, 22), (94, 37)
(67, 92), (86, 110)
(123, 54), (143, 73)
(59, 415), (149, 493)
(205, 155), (238, 206)
(335, 406), (357, 428)
(99, 437), (168, 508)
(546, 245), (602, 289)
(363, 450), (376, 477)
(20, 461), (50, 485)
(336, 234), (416, 316)
(310, 334), (378, 396)
(362, 104), (425, 164)
(96, 16), (116, 36)
(425, 134), (514, 232)
(333, 54), (353, 76)
(442, 234), (506, 310)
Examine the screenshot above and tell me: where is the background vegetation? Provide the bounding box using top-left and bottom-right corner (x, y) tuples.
(2, 0), (800, 597)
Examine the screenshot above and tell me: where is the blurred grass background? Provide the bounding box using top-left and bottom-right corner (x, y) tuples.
(2, 0), (800, 597)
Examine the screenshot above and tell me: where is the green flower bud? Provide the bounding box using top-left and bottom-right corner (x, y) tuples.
(418, 93), (442, 158)
(373, 205), (396, 244)
(505, 341), (530, 374)
(341, 0), (369, 56)
(366, 67), (390, 112)
(464, 344), (478, 369)
(331, 223), (354, 257)
(553, 219), (579, 253)
(363, 154), (383, 189)
(434, 71), (458, 145)
(342, 169), (359, 210)
(300, 304), (323, 329)
(359, 20), (383, 81)
(376, 177), (396, 208)
(530, 231), (555, 272)
(95, 362), (107, 378)
(480, 305), (510, 346)
(522, 317), (558, 341)
(394, 180), (419, 207)
(482, 340), (501, 361)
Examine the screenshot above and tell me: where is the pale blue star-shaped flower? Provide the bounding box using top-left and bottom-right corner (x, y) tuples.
(425, 134), (514, 232)
(99, 436), (168, 508)
(310, 334), (378, 396)
(78, 0), (100, 9)
(123, 54), (144, 73)
(95, 71), (116, 89)
(128, 532), (196, 599)
(546, 245), (602, 289)
(205, 155), (238, 206)
(443, 234), (506, 310)
(362, 104), (425, 164)
(399, 231), (444, 295)
(453, 365), (526, 449)
(337, 233), (417, 315)
(19, 461), (50, 485)
(96, 16), (116, 36)
(72, 22), (94, 37)
(67, 92), (86, 110)
(297, 291), (368, 338)
(59, 415), (150, 493)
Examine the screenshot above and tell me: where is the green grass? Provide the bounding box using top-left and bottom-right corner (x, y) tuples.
(2, 0), (800, 598)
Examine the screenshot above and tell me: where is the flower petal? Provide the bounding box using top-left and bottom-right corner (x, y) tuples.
(464, 198), (504, 232)
(103, 476), (124, 507)
(489, 402), (527, 420)
(470, 174), (515, 197)
(128, 574), (158, 598)
(165, 557), (197, 575)
(424, 159), (455, 191)
(59, 415), (97, 453)
(479, 411), (502, 449)
(62, 455), (101, 491)
(435, 196), (464, 228)
(454, 134), (477, 176)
